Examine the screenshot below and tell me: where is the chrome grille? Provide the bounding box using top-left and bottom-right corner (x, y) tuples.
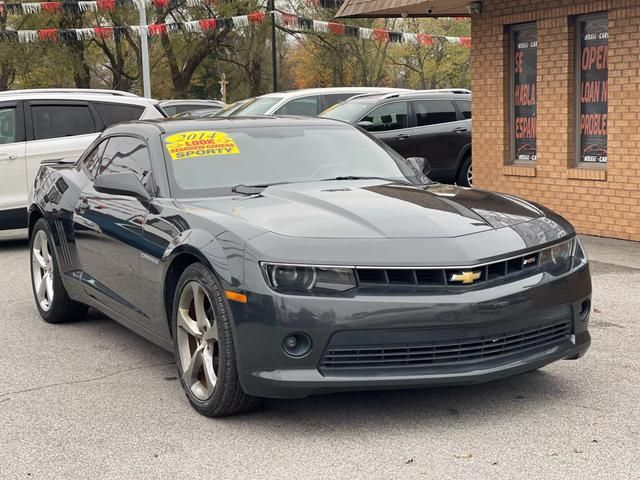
(320, 321), (571, 370)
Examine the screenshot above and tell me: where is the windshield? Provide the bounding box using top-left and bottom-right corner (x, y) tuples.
(320, 99), (379, 123)
(230, 97), (283, 116)
(163, 125), (412, 196)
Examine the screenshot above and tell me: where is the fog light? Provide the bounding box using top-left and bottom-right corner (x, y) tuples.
(579, 300), (591, 321)
(283, 333), (312, 358)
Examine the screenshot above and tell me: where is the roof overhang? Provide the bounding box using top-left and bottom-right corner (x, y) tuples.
(335, 0), (472, 18)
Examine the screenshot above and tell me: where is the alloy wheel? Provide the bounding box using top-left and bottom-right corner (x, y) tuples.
(32, 230), (54, 311)
(466, 163), (473, 187)
(176, 281), (219, 401)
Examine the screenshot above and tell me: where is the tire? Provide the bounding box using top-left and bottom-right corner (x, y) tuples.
(457, 155), (473, 187)
(172, 263), (260, 417)
(30, 218), (88, 324)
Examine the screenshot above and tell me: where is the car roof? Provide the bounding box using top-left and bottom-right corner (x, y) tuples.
(348, 89), (471, 102)
(107, 115), (350, 135)
(159, 99), (225, 107)
(0, 88), (159, 105)
(255, 87), (408, 100)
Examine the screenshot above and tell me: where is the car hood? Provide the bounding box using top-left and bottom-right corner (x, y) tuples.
(184, 181), (545, 239)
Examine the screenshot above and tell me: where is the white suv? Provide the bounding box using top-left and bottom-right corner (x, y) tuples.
(0, 89), (165, 230)
(229, 87), (408, 117)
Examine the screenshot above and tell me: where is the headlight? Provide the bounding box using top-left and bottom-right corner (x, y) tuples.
(539, 239), (574, 268)
(262, 263), (357, 295)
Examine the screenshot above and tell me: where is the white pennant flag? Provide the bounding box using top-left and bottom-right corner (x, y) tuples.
(78, 1), (98, 12)
(444, 36), (460, 44)
(359, 27), (372, 40)
(186, 0), (204, 6)
(131, 25), (148, 38)
(403, 33), (418, 44)
(21, 3), (41, 14)
(232, 15), (249, 28)
(313, 20), (329, 33)
(18, 30), (37, 43)
(183, 21), (202, 33)
(76, 28), (95, 40)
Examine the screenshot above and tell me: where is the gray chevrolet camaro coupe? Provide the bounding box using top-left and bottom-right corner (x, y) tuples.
(28, 117), (591, 417)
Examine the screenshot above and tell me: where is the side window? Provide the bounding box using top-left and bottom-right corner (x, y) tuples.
(276, 96), (319, 116)
(414, 100), (458, 126)
(322, 93), (356, 111)
(0, 107), (17, 145)
(81, 139), (109, 179)
(94, 103), (145, 128)
(162, 105), (178, 116)
(360, 102), (409, 132)
(456, 100), (472, 119)
(31, 104), (96, 140)
(99, 136), (153, 190)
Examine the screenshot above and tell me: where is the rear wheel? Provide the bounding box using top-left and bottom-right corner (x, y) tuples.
(30, 218), (88, 323)
(172, 263), (260, 417)
(457, 155), (472, 187)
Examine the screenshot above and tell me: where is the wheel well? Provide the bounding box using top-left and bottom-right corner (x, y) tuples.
(28, 208), (43, 237)
(164, 253), (200, 336)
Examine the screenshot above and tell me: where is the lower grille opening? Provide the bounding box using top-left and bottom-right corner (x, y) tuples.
(320, 321), (571, 371)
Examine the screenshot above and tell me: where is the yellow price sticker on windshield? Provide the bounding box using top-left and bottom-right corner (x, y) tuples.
(165, 130), (240, 160)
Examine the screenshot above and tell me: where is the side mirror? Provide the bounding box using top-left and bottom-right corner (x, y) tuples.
(405, 156), (431, 177)
(94, 172), (152, 205)
(357, 120), (374, 131)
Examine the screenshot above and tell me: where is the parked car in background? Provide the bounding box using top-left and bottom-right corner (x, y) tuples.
(229, 87), (407, 117)
(173, 108), (225, 119)
(0, 88), (164, 230)
(28, 116), (590, 417)
(321, 89), (472, 186)
(160, 99), (226, 116)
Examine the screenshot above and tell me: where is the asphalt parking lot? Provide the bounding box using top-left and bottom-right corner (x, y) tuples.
(0, 231), (638, 479)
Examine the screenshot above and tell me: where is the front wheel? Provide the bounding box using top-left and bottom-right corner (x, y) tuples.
(30, 218), (88, 323)
(172, 263), (260, 417)
(457, 155), (473, 187)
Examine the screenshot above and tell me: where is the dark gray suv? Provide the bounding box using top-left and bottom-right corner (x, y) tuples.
(320, 89), (472, 186)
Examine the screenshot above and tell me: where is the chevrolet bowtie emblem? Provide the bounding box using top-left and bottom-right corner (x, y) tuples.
(450, 271), (482, 284)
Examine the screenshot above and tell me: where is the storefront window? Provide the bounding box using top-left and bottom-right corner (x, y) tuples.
(510, 23), (537, 163)
(576, 13), (608, 165)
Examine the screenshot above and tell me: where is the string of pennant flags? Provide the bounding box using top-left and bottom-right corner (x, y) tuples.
(0, 0), (350, 14)
(0, 9), (471, 47)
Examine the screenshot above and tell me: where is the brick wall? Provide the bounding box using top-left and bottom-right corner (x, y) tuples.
(472, 0), (640, 241)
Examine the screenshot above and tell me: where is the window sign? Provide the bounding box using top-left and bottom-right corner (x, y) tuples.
(577, 14), (608, 164)
(511, 24), (537, 162)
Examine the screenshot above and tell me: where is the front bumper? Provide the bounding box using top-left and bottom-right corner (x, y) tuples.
(230, 262), (591, 399)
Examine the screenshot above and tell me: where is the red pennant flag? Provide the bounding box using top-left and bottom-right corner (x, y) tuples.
(460, 37), (472, 48)
(199, 18), (217, 31)
(152, 0), (170, 7)
(281, 13), (298, 27)
(417, 33), (433, 45)
(372, 29), (390, 42)
(327, 22), (346, 35)
(0, 3), (5, 15)
(148, 23), (167, 36)
(40, 2), (62, 12)
(38, 29), (58, 41)
(94, 27), (113, 39)
(247, 12), (265, 24)
(96, 0), (115, 11)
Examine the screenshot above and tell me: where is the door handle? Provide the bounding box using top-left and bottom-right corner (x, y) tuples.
(396, 134), (410, 140)
(452, 127), (468, 133)
(0, 153), (17, 163)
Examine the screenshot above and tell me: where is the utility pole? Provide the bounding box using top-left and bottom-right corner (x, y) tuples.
(138, 0), (151, 98)
(218, 73), (228, 103)
(269, 0), (278, 92)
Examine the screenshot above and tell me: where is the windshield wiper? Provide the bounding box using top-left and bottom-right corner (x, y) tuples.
(320, 176), (414, 185)
(231, 182), (294, 194)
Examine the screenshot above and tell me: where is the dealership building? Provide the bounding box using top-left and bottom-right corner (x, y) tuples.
(337, 0), (640, 242)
